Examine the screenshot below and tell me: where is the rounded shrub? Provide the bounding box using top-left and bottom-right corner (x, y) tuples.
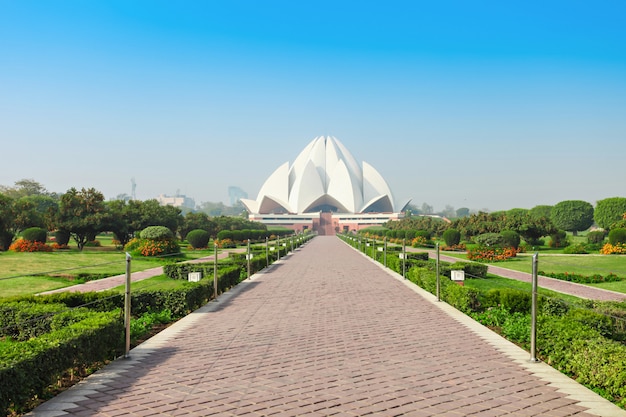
(474, 233), (504, 247)
(549, 230), (569, 248)
(500, 230), (520, 249)
(140, 226), (174, 240)
(415, 230), (432, 240)
(186, 229), (210, 249)
(442, 228), (461, 247)
(22, 227), (47, 243)
(587, 230), (606, 244)
(54, 229), (71, 245)
(608, 228), (626, 245)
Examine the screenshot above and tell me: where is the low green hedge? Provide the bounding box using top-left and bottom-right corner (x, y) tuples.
(0, 310), (123, 415)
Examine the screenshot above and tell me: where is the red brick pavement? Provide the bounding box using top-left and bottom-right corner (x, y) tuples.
(27, 237), (625, 416)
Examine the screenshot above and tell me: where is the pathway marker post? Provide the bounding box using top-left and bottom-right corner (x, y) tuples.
(214, 241), (218, 300)
(531, 252), (539, 362)
(402, 239), (406, 279)
(124, 252), (132, 359)
(436, 243), (441, 301)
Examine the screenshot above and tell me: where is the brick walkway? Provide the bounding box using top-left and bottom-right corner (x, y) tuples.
(28, 237), (625, 416)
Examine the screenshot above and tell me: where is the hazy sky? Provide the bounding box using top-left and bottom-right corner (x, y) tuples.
(2, 1), (625, 212)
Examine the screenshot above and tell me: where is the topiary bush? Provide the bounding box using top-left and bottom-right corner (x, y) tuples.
(608, 228), (626, 245)
(54, 230), (71, 245)
(549, 230), (569, 248)
(473, 233), (504, 247)
(442, 228), (461, 246)
(186, 229), (210, 249)
(500, 230), (520, 249)
(140, 226), (174, 240)
(21, 227), (47, 243)
(587, 230), (606, 244)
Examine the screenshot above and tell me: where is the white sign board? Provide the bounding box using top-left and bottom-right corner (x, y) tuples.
(399, 253), (405, 259)
(246, 254), (253, 260)
(377, 247), (383, 252)
(188, 272), (202, 282)
(270, 247), (275, 251)
(451, 270), (465, 281)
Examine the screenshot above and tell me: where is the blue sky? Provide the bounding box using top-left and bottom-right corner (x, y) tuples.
(1, 1), (625, 212)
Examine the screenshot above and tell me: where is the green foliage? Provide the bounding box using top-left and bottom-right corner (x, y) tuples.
(481, 288), (530, 313)
(0, 310), (123, 415)
(473, 232), (504, 247)
(550, 200), (594, 235)
(444, 262), (488, 278)
(54, 229), (70, 245)
(471, 305), (510, 328)
(501, 313), (530, 344)
(587, 230), (606, 244)
(130, 309), (173, 341)
(186, 229), (210, 249)
(499, 230), (520, 249)
(180, 212), (216, 240)
(442, 228), (460, 246)
(562, 243), (588, 254)
(443, 283), (481, 314)
(140, 225), (174, 240)
(455, 207), (470, 218)
(529, 205), (552, 219)
(608, 228), (626, 245)
(56, 188), (107, 251)
(594, 197), (626, 230)
(549, 230), (569, 248)
(384, 216), (449, 237)
(21, 227), (47, 243)
(541, 297), (569, 316)
(538, 270), (624, 284)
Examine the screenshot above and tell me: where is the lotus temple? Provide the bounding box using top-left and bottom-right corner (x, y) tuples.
(241, 136), (409, 235)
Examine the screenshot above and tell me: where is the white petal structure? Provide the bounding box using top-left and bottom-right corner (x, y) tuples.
(241, 136), (399, 214)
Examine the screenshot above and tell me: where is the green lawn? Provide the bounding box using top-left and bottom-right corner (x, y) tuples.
(0, 239), (223, 298)
(465, 275), (582, 304)
(441, 251), (626, 294)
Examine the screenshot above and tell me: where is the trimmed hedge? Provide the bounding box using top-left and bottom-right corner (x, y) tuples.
(21, 227), (47, 243)
(0, 310), (123, 415)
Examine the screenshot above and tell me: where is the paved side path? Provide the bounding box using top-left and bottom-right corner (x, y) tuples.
(39, 250), (240, 295)
(409, 248), (626, 302)
(28, 237), (625, 416)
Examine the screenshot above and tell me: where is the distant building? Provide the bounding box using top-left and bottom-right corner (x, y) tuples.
(228, 186), (248, 206)
(241, 136), (408, 235)
(156, 193), (195, 209)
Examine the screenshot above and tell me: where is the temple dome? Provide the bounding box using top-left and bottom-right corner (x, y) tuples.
(241, 136), (400, 214)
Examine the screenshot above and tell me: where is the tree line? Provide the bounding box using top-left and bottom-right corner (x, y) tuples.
(393, 198), (626, 245)
(0, 179), (264, 251)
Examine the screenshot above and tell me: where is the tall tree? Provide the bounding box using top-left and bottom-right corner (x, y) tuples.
(0, 178), (50, 199)
(456, 207), (470, 218)
(529, 205), (553, 220)
(594, 197), (626, 230)
(180, 212), (217, 239)
(550, 200), (594, 236)
(0, 193), (15, 250)
(56, 188), (107, 250)
(503, 208), (556, 245)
